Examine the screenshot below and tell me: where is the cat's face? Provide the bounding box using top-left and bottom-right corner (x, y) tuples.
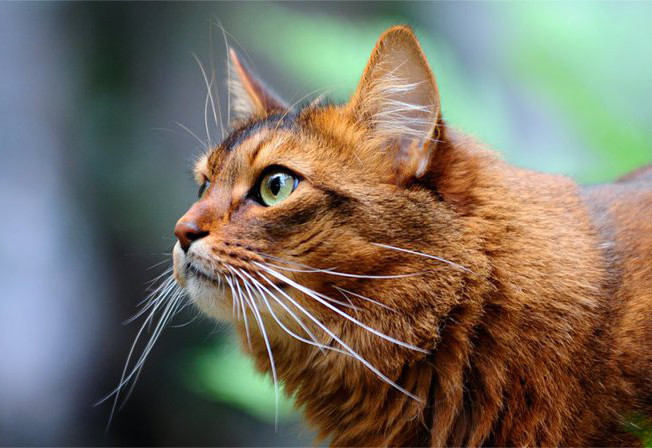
(173, 27), (470, 354)
(172, 110), (385, 321)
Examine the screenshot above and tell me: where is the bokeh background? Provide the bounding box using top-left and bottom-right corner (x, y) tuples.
(1, 1), (650, 446)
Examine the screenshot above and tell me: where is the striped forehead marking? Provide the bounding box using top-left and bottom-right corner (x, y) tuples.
(221, 112), (297, 153)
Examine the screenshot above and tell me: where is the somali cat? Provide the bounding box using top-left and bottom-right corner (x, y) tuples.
(170, 26), (652, 446)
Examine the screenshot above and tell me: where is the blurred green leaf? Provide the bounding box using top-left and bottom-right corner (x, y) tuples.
(228, 3), (398, 100)
(507, 2), (652, 182)
(187, 343), (297, 423)
(625, 413), (652, 447)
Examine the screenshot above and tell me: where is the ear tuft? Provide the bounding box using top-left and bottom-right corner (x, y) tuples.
(348, 26), (441, 180)
(228, 48), (287, 122)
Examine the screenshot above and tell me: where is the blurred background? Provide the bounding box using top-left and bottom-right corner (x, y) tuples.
(0, 1), (650, 446)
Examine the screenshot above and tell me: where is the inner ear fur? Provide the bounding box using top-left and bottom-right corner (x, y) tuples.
(347, 26), (441, 183)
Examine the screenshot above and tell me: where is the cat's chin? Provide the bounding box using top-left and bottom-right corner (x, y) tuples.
(185, 275), (234, 321)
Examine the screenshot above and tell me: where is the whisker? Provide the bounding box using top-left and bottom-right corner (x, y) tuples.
(237, 269), (342, 356)
(252, 268), (361, 311)
(237, 278), (255, 352)
(215, 21), (232, 127)
(371, 243), (474, 274)
(271, 86), (332, 134)
(315, 292), (362, 311)
(142, 266), (174, 291)
(334, 289), (360, 317)
(224, 275), (239, 319)
(226, 267), (252, 349)
(108, 299), (170, 402)
(257, 254), (335, 270)
(126, 275), (175, 325)
(203, 79), (212, 145)
(122, 291), (181, 389)
(262, 260), (424, 279)
(146, 277), (180, 332)
(262, 262), (336, 273)
(119, 291), (184, 409)
(309, 91), (328, 108)
(334, 286), (399, 314)
(99, 282), (181, 426)
(169, 313), (201, 329)
(192, 53), (219, 144)
(240, 277), (279, 428)
(167, 299), (198, 328)
(255, 263), (429, 354)
(248, 280), (350, 365)
(146, 258), (173, 271)
(206, 22), (226, 139)
(175, 121), (208, 151)
(232, 273), (247, 322)
(254, 270), (421, 402)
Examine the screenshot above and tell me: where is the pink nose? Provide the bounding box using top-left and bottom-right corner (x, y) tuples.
(174, 220), (209, 252)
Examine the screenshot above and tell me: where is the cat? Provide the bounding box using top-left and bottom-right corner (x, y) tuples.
(170, 26), (652, 446)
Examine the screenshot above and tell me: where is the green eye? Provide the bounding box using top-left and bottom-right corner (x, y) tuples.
(258, 169), (298, 206)
(198, 180), (210, 198)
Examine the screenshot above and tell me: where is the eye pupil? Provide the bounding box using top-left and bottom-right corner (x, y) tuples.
(270, 176), (282, 196)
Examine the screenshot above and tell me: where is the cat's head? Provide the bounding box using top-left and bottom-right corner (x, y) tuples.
(172, 26), (480, 363)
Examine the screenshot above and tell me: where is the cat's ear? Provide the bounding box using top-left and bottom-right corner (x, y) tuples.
(348, 26), (440, 181)
(228, 48), (287, 121)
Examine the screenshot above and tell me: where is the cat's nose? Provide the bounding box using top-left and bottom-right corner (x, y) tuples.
(174, 220), (209, 253)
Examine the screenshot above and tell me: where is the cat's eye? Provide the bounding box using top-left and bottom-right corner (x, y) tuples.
(198, 180), (210, 198)
(257, 169), (299, 206)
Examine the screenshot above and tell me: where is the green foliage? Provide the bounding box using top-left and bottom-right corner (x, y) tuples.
(625, 414), (652, 447)
(506, 2), (652, 182)
(187, 343), (298, 423)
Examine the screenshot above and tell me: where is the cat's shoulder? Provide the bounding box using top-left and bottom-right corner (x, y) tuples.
(617, 164), (652, 185)
(581, 164), (652, 215)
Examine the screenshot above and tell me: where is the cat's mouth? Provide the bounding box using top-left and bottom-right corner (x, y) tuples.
(185, 260), (287, 291)
(182, 257), (293, 323)
(185, 261), (221, 286)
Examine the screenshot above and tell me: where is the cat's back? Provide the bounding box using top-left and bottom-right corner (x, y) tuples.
(582, 164), (652, 417)
(582, 164), (651, 271)
(583, 164), (652, 271)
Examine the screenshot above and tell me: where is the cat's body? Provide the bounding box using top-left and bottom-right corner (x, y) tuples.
(234, 128), (652, 446)
(171, 27), (652, 446)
